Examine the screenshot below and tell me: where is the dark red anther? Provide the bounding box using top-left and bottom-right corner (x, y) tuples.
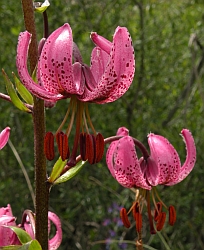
(56, 132), (69, 161)
(136, 212), (142, 233)
(95, 133), (104, 163)
(86, 134), (96, 164)
(132, 202), (139, 221)
(44, 132), (55, 161)
(80, 132), (104, 164)
(154, 202), (163, 222)
(132, 202), (142, 233)
(156, 212), (166, 231)
(168, 205), (176, 226)
(120, 208), (131, 228)
(79, 133), (86, 161)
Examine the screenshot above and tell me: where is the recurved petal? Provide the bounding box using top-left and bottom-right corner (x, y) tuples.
(48, 212), (62, 250)
(108, 136), (151, 189)
(148, 133), (181, 185)
(16, 31), (62, 101)
(106, 140), (118, 179)
(84, 27), (135, 103)
(167, 129), (196, 185)
(91, 32), (112, 54)
(0, 127), (10, 150)
(106, 127), (129, 179)
(24, 220), (35, 239)
(39, 23), (78, 95)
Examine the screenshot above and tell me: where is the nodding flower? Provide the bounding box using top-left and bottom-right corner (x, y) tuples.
(0, 204), (62, 249)
(106, 127), (196, 239)
(17, 23), (135, 167)
(16, 23), (135, 103)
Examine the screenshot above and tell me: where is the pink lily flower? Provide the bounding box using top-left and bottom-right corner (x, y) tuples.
(0, 127), (10, 150)
(0, 204), (20, 246)
(0, 204), (62, 249)
(106, 127), (196, 236)
(106, 127), (196, 189)
(16, 23), (135, 103)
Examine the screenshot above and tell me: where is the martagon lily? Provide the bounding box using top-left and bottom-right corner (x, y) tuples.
(16, 23), (135, 168)
(0, 204), (62, 249)
(16, 23), (135, 103)
(106, 127), (196, 241)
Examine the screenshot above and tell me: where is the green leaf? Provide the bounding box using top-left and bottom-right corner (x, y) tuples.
(25, 240), (42, 250)
(54, 160), (86, 185)
(48, 157), (67, 183)
(0, 246), (22, 250)
(2, 70), (31, 113)
(34, 0), (50, 13)
(13, 73), (33, 105)
(0, 240), (42, 250)
(9, 226), (32, 244)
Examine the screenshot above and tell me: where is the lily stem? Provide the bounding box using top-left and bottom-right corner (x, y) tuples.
(21, 1), (49, 249)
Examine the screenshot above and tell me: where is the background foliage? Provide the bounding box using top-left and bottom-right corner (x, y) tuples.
(1, 0), (204, 249)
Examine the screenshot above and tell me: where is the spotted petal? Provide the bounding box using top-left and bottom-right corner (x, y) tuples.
(80, 27), (135, 103)
(39, 23), (84, 96)
(16, 31), (63, 101)
(106, 127), (151, 190)
(148, 133), (181, 185)
(106, 127), (129, 180)
(170, 129), (196, 185)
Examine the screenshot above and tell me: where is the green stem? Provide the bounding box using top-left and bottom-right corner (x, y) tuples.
(21, 1), (49, 249)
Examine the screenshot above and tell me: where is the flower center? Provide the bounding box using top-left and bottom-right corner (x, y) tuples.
(44, 96), (104, 169)
(120, 188), (176, 245)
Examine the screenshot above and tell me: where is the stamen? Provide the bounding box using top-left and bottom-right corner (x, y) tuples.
(83, 110), (89, 133)
(67, 100), (83, 167)
(95, 133), (104, 163)
(120, 207), (131, 228)
(156, 212), (166, 231)
(154, 202), (163, 222)
(56, 101), (72, 136)
(85, 104), (96, 135)
(153, 187), (168, 209)
(136, 213), (142, 233)
(85, 134), (96, 164)
(66, 98), (77, 137)
(132, 202), (142, 233)
(146, 192), (156, 234)
(56, 132), (69, 161)
(168, 205), (176, 226)
(44, 132), (55, 161)
(79, 133), (86, 161)
(132, 202), (139, 221)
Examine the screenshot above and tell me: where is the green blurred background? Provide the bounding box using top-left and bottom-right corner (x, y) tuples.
(1, 0), (204, 249)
